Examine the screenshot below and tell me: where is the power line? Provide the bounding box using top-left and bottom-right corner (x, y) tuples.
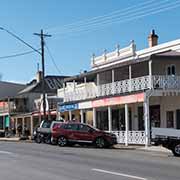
(0, 49), (40, 60)
(0, 27), (41, 55)
(52, 0), (180, 35)
(45, 44), (61, 74)
(47, 0), (172, 33)
(61, 1), (180, 35)
(46, 0), (158, 32)
(46, 0), (180, 37)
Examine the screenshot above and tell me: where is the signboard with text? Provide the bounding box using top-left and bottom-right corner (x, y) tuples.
(59, 104), (79, 112)
(92, 93), (144, 108)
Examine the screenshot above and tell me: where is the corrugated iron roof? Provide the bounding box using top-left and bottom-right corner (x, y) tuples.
(0, 81), (26, 100)
(18, 75), (68, 94)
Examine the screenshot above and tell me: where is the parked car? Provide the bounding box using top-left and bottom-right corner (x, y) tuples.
(152, 127), (180, 157)
(51, 122), (117, 148)
(33, 120), (64, 144)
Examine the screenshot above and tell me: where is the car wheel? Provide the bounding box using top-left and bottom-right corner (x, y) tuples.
(95, 137), (106, 148)
(51, 137), (57, 145)
(35, 134), (42, 144)
(172, 143), (180, 157)
(44, 137), (51, 144)
(58, 136), (68, 147)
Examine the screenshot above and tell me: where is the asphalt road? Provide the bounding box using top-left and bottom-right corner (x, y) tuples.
(0, 142), (179, 180)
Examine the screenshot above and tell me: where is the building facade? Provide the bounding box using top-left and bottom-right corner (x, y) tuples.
(57, 30), (180, 146)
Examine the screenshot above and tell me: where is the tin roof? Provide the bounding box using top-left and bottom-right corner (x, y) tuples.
(0, 81), (26, 100)
(19, 75), (69, 94)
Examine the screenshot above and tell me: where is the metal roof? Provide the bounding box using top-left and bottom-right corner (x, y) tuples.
(18, 75), (69, 94)
(0, 81), (26, 100)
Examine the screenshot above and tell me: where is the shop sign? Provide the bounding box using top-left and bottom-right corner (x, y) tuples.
(0, 102), (8, 107)
(92, 93), (144, 107)
(78, 101), (92, 109)
(0, 102), (8, 113)
(59, 104), (79, 112)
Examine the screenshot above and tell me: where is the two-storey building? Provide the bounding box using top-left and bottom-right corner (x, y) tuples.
(0, 81), (26, 136)
(58, 30), (180, 146)
(10, 71), (68, 138)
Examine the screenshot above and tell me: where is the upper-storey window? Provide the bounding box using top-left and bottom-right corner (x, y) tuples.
(166, 65), (176, 76)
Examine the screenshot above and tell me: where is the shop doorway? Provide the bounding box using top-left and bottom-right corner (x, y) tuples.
(96, 109), (108, 130)
(112, 107), (132, 131)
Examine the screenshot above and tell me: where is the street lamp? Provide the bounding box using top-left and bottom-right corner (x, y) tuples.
(0, 27), (47, 120)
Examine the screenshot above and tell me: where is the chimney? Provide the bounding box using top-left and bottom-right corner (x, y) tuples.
(36, 71), (43, 83)
(148, 29), (158, 47)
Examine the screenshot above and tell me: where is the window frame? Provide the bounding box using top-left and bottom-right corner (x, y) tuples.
(166, 111), (174, 128)
(166, 64), (176, 76)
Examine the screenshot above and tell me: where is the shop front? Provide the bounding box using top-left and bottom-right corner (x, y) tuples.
(92, 93), (146, 145)
(78, 101), (93, 125)
(58, 103), (80, 121)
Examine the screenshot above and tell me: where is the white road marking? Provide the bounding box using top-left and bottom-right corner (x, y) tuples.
(0, 151), (14, 155)
(92, 168), (147, 180)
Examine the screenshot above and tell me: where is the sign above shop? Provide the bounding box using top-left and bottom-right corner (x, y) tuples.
(92, 93), (144, 108)
(59, 104), (79, 112)
(79, 101), (92, 109)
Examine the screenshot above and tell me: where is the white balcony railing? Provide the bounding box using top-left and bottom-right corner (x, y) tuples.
(63, 75), (180, 102)
(153, 75), (180, 89)
(112, 131), (145, 144)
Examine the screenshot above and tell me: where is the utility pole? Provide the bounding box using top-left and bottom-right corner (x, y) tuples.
(34, 30), (51, 121)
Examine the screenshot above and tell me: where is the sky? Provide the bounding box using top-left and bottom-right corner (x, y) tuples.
(0, 0), (180, 84)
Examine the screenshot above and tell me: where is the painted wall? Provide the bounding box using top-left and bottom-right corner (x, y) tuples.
(152, 59), (180, 75)
(86, 111), (93, 125)
(150, 96), (180, 128)
(61, 110), (80, 121)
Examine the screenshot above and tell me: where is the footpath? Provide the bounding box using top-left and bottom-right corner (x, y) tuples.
(0, 137), (171, 154)
(114, 144), (171, 153)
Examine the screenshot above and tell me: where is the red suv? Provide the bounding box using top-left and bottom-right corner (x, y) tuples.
(51, 122), (117, 148)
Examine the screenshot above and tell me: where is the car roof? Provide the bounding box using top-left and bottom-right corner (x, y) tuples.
(62, 122), (90, 126)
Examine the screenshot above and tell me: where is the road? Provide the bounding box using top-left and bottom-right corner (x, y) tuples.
(0, 142), (179, 180)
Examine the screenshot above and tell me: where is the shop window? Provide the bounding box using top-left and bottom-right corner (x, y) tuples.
(112, 108), (125, 131)
(0, 117), (3, 129)
(166, 111), (174, 128)
(150, 105), (160, 127)
(138, 107), (144, 130)
(96, 110), (108, 130)
(166, 65), (176, 76)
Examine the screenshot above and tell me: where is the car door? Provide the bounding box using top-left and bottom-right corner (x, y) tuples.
(63, 123), (79, 142)
(75, 124), (94, 143)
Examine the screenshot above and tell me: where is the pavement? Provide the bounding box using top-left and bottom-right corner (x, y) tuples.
(114, 144), (171, 153)
(0, 141), (179, 180)
(0, 137), (20, 142)
(0, 137), (172, 154)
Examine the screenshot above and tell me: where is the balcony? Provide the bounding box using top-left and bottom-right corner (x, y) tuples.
(62, 75), (180, 102)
